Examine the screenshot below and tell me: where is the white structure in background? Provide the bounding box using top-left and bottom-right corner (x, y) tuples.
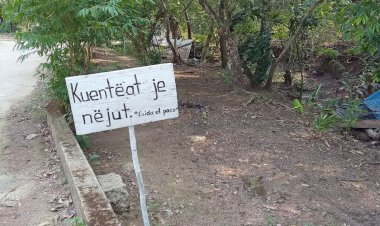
(152, 36), (193, 61)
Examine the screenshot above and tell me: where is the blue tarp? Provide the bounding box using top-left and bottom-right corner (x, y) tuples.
(364, 90), (380, 119)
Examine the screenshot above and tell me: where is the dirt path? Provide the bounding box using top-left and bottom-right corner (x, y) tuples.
(0, 40), (43, 119)
(0, 38), (71, 226)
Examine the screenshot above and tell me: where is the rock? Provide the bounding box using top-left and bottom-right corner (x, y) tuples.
(36, 221), (51, 226)
(97, 173), (130, 214)
(25, 133), (38, 140)
(351, 129), (371, 142)
(188, 135), (207, 143)
(4, 200), (18, 207)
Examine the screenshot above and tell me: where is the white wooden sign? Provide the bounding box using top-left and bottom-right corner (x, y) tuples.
(65, 63), (178, 135)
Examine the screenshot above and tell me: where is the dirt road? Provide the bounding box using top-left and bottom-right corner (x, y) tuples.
(0, 40), (42, 119)
(0, 39), (71, 225)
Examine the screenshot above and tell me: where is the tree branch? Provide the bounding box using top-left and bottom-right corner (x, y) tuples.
(265, 0), (323, 90)
(198, 0), (220, 25)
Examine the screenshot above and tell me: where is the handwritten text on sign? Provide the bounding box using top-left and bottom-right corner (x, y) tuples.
(65, 63), (178, 135)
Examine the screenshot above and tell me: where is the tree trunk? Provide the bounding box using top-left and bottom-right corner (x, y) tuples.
(265, 0), (323, 90)
(226, 30), (245, 88)
(218, 0), (228, 68)
(201, 24), (214, 62)
(166, 20), (181, 63)
(184, 11), (192, 40)
(159, 0), (182, 64)
(251, 0), (272, 87)
(219, 29), (228, 68)
(199, 0), (245, 89)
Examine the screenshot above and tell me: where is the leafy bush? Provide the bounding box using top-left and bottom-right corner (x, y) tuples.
(4, 0), (152, 113)
(317, 48), (341, 59)
(238, 34), (271, 85)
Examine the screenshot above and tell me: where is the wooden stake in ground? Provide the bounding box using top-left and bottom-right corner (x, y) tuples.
(129, 126), (150, 226)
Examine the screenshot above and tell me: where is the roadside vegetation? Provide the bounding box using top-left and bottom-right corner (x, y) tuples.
(1, 0), (379, 134)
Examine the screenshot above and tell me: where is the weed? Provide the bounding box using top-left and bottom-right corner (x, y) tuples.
(315, 114), (339, 131)
(76, 135), (91, 149)
(305, 84), (322, 106)
(147, 200), (161, 226)
(292, 99), (304, 114)
(266, 214), (276, 226)
(87, 152), (101, 165)
(338, 100), (367, 131)
(201, 110), (210, 125)
(148, 201), (161, 215)
(68, 217), (85, 226)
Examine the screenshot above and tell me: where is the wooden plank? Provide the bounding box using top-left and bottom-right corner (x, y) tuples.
(65, 63), (178, 135)
(352, 120), (380, 129)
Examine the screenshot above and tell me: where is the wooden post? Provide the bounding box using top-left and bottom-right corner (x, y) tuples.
(128, 126), (150, 226)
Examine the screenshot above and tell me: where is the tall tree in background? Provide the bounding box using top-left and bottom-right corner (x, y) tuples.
(236, 0), (272, 87)
(265, 0), (323, 90)
(338, 0), (380, 93)
(218, 0), (228, 69)
(198, 0), (245, 89)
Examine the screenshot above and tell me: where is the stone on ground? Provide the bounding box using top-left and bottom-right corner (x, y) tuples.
(97, 173), (130, 214)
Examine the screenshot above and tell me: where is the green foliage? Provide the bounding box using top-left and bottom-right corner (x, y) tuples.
(147, 49), (162, 65)
(0, 2), (16, 32)
(148, 201), (160, 214)
(292, 99), (304, 114)
(346, 47), (362, 56)
(148, 200), (161, 224)
(340, 0), (380, 56)
(239, 34), (272, 85)
(305, 84), (322, 106)
(192, 34), (208, 43)
(4, 0), (153, 111)
(372, 67), (380, 83)
(339, 100), (367, 130)
(315, 114), (338, 131)
(317, 48), (341, 59)
(68, 217), (85, 226)
(88, 152), (101, 165)
(76, 135), (91, 150)
(313, 98), (368, 131)
(266, 214), (276, 226)
(235, 1), (270, 85)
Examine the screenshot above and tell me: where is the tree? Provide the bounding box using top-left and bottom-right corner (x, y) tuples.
(337, 0), (380, 93)
(4, 0), (151, 106)
(235, 0), (272, 87)
(265, 0), (323, 90)
(198, 0), (245, 89)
